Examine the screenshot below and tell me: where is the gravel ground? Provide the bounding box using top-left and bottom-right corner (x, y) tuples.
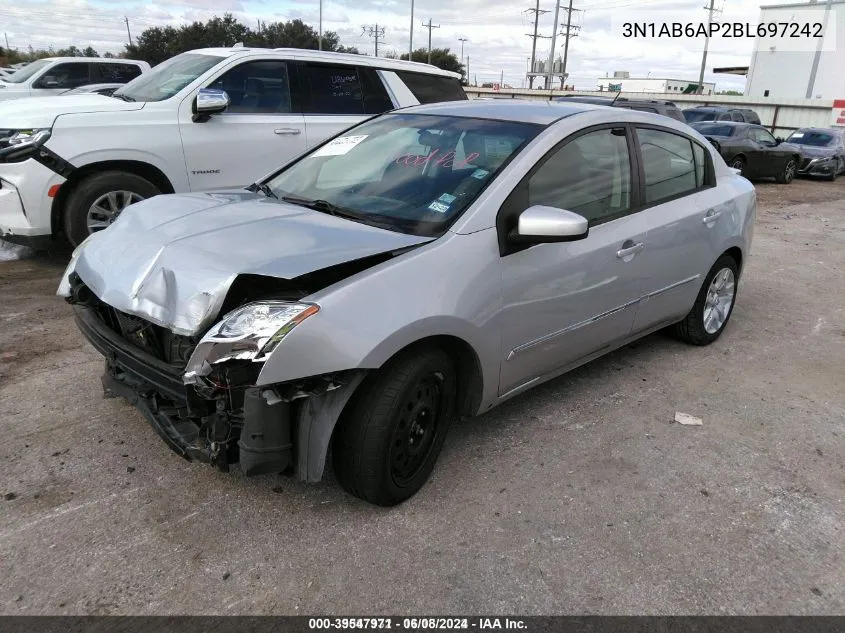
(0, 178), (843, 615)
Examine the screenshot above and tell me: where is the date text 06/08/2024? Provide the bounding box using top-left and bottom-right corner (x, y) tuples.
(622, 21), (824, 38)
(308, 618), (528, 630)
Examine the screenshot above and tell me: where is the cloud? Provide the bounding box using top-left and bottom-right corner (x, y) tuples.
(1, 0), (756, 91)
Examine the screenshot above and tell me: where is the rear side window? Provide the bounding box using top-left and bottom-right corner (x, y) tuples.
(359, 68), (394, 114)
(395, 71), (467, 104)
(96, 63), (142, 83)
(300, 63), (365, 115)
(693, 143), (706, 187)
(730, 111), (744, 122)
(636, 128), (699, 203)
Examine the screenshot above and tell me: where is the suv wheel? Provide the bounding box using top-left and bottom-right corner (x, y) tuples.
(64, 171), (161, 246)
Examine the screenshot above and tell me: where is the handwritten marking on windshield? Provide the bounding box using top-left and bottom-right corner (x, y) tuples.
(395, 149), (480, 169)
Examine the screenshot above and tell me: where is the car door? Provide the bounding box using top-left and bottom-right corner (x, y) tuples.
(31, 62), (93, 96)
(628, 126), (722, 333)
(294, 62), (394, 152)
(178, 58), (307, 191)
(497, 125), (648, 397)
(748, 126), (783, 176)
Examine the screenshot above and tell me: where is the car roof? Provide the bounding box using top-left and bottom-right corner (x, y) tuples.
(794, 127), (840, 134)
(690, 105), (737, 111)
(399, 99), (596, 124)
(693, 120), (750, 127)
(36, 57), (143, 64)
(188, 47), (461, 78)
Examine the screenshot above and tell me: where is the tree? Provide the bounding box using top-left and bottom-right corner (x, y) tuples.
(125, 14), (358, 66)
(399, 48), (462, 74)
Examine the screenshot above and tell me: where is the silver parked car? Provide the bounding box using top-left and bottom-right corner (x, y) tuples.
(59, 100), (756, 506)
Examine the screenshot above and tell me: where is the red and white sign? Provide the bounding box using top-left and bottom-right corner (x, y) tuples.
(832, 99), (845, 127)
(492, 83), (500, 92)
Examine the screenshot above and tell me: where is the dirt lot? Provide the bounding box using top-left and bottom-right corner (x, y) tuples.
(1, 178), (843, 615)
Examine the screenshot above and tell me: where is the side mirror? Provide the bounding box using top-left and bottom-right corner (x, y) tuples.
(775, 137), (784, 144)
(41, 75), (60, 88)
(192, 88), (229, 122)
(509, 205), (589, 244)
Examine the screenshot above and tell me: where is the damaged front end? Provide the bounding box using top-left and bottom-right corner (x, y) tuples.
(66, 272), (363, 479)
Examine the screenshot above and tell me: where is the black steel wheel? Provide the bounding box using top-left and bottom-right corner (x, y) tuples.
(332, 347), (456, 506)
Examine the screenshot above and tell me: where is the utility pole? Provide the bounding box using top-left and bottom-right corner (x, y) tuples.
(466, 56), (470, 85)
(409, 0), (415, 58)
(559, 0), (581, 89)
(319, 0), (323, 50)
(124, 17), (133, 47)
(545, 0), (562, 90)
(362, 25), (386, 57)
(697, 0), (716, 94)
(421, 19), (440, 64)
(500, 69), (504, 87)
(4, 32), (9, 51)
(458, 37), (468, 82)
(525, 0), (550, 89)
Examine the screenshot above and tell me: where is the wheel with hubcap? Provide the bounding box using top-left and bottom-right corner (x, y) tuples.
(776, 157), (796, 184)
(332, 347), (457, 506)
(63, 171), (161, 246)
(671, 254), (739, 346)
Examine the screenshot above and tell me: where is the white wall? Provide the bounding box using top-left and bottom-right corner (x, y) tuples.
(596, 78), (714, 94)
(746, 2), (845, 99)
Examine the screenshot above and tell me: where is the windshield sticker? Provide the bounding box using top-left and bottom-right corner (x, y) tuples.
(471, 169), (490, 180)
(791, 133), (804, 138)
(428, 201), (450, 213)
(312, 135), (369, 157)
(395, 149), (480, 169)
(438, 193), (457, 204)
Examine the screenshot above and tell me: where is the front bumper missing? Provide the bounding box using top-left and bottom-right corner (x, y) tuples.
(74, 304), (293, 475)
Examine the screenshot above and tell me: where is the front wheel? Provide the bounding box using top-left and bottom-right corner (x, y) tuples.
(332, 347), (457, 506)
(776, 158), (796, 184)
(671, 255), (739, 346)
(63, 171), (161, 246)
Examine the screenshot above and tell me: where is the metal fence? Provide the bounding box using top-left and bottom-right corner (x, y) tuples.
(464, 88), (836, 138)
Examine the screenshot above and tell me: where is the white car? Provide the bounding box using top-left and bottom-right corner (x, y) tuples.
(0, 47), (467, 248)
(0, 57), (150, 102)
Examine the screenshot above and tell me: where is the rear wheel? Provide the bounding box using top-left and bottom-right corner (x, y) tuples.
(671, 254), (739, 346)
(63, 171), (161, 246)
(776, 157), (796, 184)
(332, 347), (456, 506)
(729, 156), (746, 176)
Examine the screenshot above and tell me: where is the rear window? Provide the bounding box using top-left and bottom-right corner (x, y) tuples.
(683, 110), (717, 123)
(396, 71), (467, 104)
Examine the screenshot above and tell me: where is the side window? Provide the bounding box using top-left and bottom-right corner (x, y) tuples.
(636, 128), (698, 203)
(96, 63), (142, 83)
(395, 72), (467, 104)
(207, 61), (292, 114)
(527, 127), (632, 226)
(718, 113), (732, 121)
(300, 63), (365, 115)
(36, 62), (91, 89)
(359, 67), (394, 114)
(750, 128), (776, 145)
(730, 111), (744, 122)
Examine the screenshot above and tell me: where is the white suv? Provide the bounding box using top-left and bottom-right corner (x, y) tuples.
(0, 57), (150, 101)
(0, 47), (466, 247)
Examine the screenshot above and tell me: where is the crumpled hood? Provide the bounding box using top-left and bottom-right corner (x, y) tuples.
(58, 190), (432, 336)
(0, 94), (144, 128)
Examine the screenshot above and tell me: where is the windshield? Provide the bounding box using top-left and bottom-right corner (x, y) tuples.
(113, 53), (221, 102)
(2, 59), (51, 84)
(684, 110), (718, 123)
(266, 113), (541, 237)
(787, 130), (836, 147)
(693, 123), (735, 137)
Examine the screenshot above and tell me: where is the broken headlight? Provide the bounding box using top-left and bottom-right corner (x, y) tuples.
(183, 301), (320, 384)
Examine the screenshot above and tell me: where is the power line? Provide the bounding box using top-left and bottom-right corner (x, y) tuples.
(525, 0), (551, 88)
(421, 18), (440, 64)
(362, 24), (386, 57)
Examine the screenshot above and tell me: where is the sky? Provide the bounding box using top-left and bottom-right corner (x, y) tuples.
(0, 0), (768, 92)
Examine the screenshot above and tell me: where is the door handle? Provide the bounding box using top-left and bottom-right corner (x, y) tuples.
(616, 241), (644, 259)
(702, 209), (722, 224)
(274, 128), (301, 135)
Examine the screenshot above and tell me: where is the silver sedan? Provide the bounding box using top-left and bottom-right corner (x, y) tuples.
(59, 99), (756, 506)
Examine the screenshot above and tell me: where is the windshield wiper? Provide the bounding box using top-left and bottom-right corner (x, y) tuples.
(246, 182), (278, 199)
(280, 195), (354, 217)
(111, 92), (135, 102)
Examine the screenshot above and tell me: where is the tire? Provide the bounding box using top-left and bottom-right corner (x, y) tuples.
(63, 171), (161, 247)
(671, 254), (739, 346)
(332, 347), (457, 506)
(729, 156), (746, 176)
(776, 157), (796, 184)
